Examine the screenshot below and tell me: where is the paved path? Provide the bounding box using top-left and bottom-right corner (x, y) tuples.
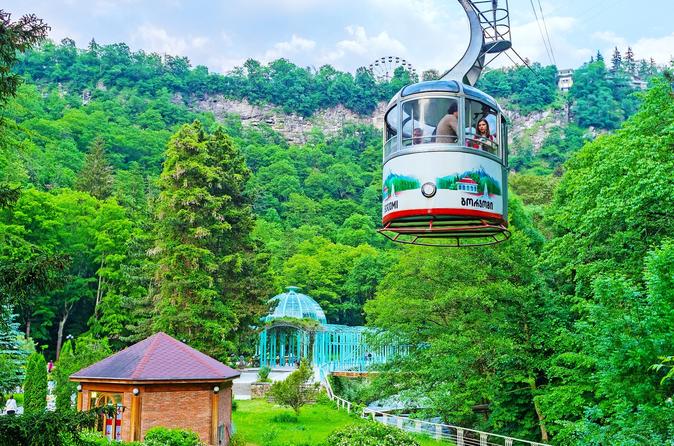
(232, 368), (294, 400)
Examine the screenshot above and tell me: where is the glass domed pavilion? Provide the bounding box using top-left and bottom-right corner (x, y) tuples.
(257, 287), (405, 370)
(263, 286), (327, 324)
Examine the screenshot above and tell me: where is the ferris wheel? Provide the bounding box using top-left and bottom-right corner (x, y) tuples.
(367, 56), (417, 82)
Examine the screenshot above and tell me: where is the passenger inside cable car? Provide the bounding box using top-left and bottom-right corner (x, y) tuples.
(468, 118), (494, 150)
(464, 99), (499, 155)
(435, 102), (459, 143)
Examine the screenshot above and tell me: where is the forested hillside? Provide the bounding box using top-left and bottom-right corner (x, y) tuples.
(1, 33), (673, 445)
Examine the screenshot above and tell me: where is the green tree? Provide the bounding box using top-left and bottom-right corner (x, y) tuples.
(152, 122), (262, 360)
(366, 203), (553, 441)
(0, 10), (49, 105)
(538, 76), (674, 444)
(268, 359), (318, 415)
(75, 138), (114, 200)
(23, 352), (47, 414)
(53, 336), (111, 412)
(570, 59), (623, 129)
(0, 307), (33, 396)
(611, 46), (622, 72)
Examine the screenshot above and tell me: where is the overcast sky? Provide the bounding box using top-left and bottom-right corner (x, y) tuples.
(5, 0), (674, 75)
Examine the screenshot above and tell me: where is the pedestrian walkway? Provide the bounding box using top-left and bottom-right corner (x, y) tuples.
(232, 367), (294, 400)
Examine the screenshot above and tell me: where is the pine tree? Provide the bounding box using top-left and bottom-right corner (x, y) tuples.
(624, 46), (636, 75)
(596, 50), (604, 62)
(23, 352), (47, 414)
(611, 47), (622, 72)
(637, 59), (651, 79)
(0, 308), (31, 394)
(152, 122), (261, 360)
(53, 340), (75, 411)
(649, 58), (657, 75)
(75, 138), (114, 200)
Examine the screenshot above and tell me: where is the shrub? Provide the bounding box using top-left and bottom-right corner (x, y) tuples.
(260, 426), (278, 446)
(257, 365), (272, 382)
(23, 352), (47, 414)
(232, 399), (238, 412)
(143, 427), (203, 446)
(324, 423), (421, 446)
(229, 432), (246, 446)
(268, 359), (318, 415)
(0, 410), (97, 446)
(271, 412), (298, 423)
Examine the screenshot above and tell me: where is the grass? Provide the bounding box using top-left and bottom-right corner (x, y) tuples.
(232, 399), (447, 446)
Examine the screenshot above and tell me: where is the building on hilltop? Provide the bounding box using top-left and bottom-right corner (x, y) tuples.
(557, 68), (574, 92)
(70, 332), (239, 445)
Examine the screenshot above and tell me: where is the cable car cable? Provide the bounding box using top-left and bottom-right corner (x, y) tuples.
(536, 0), (557, 66)
(528, 0), (553, 65)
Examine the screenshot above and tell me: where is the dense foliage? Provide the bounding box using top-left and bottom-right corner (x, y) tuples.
(0, 409), (99, 446)
(363, 74), (674, 444)
(15, 39), (416, 117)
(534, 76), (674, 443)
(53, 337), (111, 412)
(324, 423), (420, 446)
(569, 59), (641, 129)
(143, 427), (203, 446)
(477, 63), (559, 114)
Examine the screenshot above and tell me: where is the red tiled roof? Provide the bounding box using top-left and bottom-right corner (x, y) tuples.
(458, 177), (477, 184)
(70, 332), (240, 382)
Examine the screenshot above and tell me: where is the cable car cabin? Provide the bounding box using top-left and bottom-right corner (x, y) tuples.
(378, 80), (510, 247)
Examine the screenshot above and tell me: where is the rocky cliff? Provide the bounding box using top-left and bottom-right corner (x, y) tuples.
(194, 95), (567, 154)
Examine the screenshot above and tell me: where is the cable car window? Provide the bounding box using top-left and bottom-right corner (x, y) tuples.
(501, 116), (508, 164)
(384, 105), (399, 158)
(464, 99), (499, 156)
(401, 97), (459, 146)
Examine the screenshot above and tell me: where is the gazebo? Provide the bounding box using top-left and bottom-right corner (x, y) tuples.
(70, 332), (239, 445)
(258, 287), (407, 372)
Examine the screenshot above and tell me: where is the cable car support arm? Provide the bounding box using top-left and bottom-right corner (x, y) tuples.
(441, 0), (513, 86)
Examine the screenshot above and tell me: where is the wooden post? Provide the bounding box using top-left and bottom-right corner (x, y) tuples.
(211, 389), (219, 445)
(76, 386), (83, 411)
(129, 389), (142, 442)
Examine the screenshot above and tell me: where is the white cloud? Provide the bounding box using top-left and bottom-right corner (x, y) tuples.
(509, 15), (578, 66)
(263, 34), (316, 61)
(208, 55), (248, 74)
(319, 25), (406, 68)
(221, 32), (234, 47)
(88, 0), (140, 17)
(131, 24), (208, 56)
(191, 36), (209, 49)
(631, 33), (674, 64)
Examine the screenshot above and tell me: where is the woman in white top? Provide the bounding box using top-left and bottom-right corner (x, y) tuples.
(5, 394), (18, 415)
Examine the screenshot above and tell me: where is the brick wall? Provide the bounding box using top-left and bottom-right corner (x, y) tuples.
(141, 389), (212, 443)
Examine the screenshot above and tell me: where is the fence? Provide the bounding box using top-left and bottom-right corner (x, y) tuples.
(318, 365), (550, 446)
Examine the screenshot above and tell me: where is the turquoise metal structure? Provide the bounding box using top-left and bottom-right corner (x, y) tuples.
(258, 287), (406, 371)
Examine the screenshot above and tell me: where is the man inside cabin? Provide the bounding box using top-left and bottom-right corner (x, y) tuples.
(436, 101), (459, 143)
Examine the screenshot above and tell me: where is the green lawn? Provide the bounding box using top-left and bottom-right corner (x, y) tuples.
(232, 399), (446, 446)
